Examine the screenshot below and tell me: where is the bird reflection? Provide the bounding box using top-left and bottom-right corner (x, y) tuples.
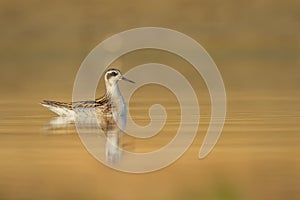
(45, 113), (123, 163)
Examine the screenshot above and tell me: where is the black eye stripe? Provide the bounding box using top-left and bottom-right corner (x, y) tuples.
(106, 71), (118, 79)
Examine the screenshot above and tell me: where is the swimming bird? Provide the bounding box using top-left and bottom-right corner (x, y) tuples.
(41, 69), (134, 131)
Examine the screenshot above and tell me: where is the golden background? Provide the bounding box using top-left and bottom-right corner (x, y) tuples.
(0, 1), (299, 200)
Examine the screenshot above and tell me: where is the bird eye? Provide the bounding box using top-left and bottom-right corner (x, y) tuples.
(111, 71), (118, 76)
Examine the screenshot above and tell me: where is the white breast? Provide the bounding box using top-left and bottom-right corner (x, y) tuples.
(110, 86), (127, 131)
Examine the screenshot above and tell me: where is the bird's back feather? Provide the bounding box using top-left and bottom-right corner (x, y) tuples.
(41, 95), (111, 117)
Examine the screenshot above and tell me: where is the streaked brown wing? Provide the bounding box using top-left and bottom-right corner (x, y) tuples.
(41, 100), (72, 109)
(42, 95), (111, 109)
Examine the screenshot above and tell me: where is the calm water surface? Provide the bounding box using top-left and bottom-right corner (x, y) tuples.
(0, 92), (299, 200)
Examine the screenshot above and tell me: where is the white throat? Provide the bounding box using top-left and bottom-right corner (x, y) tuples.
(106, 81), (122, 100)
(105, 80), (127, 130)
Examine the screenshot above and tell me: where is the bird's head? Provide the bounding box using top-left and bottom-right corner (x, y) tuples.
(105, 69), (134, 86)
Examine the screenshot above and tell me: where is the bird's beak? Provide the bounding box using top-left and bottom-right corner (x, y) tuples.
(121, 76), (135, 83)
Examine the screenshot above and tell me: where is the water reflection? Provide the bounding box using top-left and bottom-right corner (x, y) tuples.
(45, 114), (123, 163)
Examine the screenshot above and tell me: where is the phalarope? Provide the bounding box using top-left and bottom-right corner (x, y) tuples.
(41, 69), (134, 131)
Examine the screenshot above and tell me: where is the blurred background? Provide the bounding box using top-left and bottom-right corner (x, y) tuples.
(0, 0), (299, 200)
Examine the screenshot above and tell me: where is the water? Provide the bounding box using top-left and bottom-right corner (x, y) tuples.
(0, 91), (299, 200)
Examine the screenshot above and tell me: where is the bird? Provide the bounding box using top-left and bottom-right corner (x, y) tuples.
(41, 69), (134, 131)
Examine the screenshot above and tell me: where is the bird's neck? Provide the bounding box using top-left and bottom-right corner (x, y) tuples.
(105, 83), (122, 101)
